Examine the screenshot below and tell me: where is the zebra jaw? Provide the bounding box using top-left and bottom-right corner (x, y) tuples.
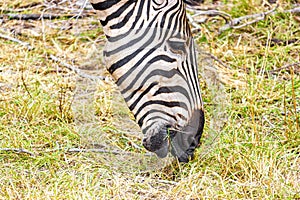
(142, 109), (205, 163)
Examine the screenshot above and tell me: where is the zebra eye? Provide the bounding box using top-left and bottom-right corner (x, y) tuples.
(167, 38), (187, 55)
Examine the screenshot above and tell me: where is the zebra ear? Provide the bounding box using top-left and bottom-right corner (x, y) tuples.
(183, 0), (204, 6)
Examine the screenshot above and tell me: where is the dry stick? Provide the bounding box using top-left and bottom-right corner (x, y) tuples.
(0, 148), (35, 157)
(187, 9), (232, 31)
(219, 5), (279, 32)
(269, 62), (300, 73)
(49, 54), (106, 81)
(0, 13), (94, 20)
(283, 7), (300, 13)
(201, 52), (232, 69)
(75, 0), (88, 21)
(67, 148), (152, 156)
(0, 2), (43, 12)
(21, 71), (33, 98)
(67, 148), (123, 155)
(188, 5), (300, 33)
(187, 13), (202, 30)
(290, 68), (299, 131)
(0, 33), (33, 50)
(192, 9), (232, 23)
(0, 147), (152, 157)
(219, 5), (300, 32)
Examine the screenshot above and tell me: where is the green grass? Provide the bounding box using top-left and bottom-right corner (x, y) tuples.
(0, 0), (299, 199)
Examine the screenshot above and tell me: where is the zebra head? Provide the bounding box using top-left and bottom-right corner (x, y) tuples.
(91, 0), (205, 162)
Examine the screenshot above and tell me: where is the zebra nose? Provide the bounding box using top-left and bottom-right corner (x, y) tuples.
(142, 138), (149, 149)
(170, 109), (205, 162)
(142, 130), (169, 158)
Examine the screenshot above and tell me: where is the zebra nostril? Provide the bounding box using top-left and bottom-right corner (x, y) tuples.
(142, 127), (170, 158)
(142, 138), (148, 146)
(142, 138), (149, 149)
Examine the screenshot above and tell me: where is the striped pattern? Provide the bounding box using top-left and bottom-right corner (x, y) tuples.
(90, 0), (204, 162)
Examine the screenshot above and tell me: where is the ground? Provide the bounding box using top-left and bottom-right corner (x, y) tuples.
(0, 0), (299, 199)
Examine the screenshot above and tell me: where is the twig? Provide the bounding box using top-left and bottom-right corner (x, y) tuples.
(67, 148), (123, 155)
(154, 179), (178, 185)
(187, 9), (232, 31)
(67, 148), (152, 156)
(0, 33), (33, 50)
(21, 71), (33, 98)
(49, 54), (106, 80)
(219, 5), (279, 32)
(0, 2), (44, 12)
(75, 0), (88, 21)
(191, 9), (232, 23)
(187, 13), (202, 30)
(263, 115), (275, 128)
(0, 13), (94, 21)
(283, 6), (300, 13)
(201, 52), (232, 69)
(0, 148), (35, 157)
(0, 147), (153, 157)
(188, 5), (300, 33)
(290, 68), (299, 131)
(269, 62), (300, 73)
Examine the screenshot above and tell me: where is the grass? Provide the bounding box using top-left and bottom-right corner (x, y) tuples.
(0, 0), (299, 199)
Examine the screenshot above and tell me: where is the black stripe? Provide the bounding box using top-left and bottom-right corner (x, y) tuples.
(134, 100), (188, 119)
(183, 60), (197, 105)
(106, 0), (145, 42)
(125, 78), (192, 116)
(100, 0), (135, 26)
(138, 110), (177, 128)
(117, 54), (175, 87)
(159, 1), (183, 42)
(104, 26), (153, 57)
(147, 0), (150, 20)
(190, 40), (202, 99)
(110, 7), (134, 29)
(91, 0), (121, 11)
(104, 12), (161, 57)
(121, 67), (180, 97)
(159, 1), (181, 29)
(128, 82), (159, 111)
(154, 86), (191, 104)
(108, 41), (157, 75)
(153, 85), (192, 113)
(107, 22), (161, 74)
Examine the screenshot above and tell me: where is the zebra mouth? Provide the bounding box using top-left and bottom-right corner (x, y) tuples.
(170, 109), (205, 162)
(143, 109), (204, 162)
(142, 127), (169, 158)
(142, 109), (204, 162)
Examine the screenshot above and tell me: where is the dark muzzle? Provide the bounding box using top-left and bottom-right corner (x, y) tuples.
(143, 109), (205, 162)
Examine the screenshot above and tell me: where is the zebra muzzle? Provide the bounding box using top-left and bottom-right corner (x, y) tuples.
(142, 129), (169, 158)
(170, 109), (205, 162)
(142, 109), (205, 162)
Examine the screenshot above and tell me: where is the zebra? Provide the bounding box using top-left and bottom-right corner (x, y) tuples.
(90, 0), (205, 162)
